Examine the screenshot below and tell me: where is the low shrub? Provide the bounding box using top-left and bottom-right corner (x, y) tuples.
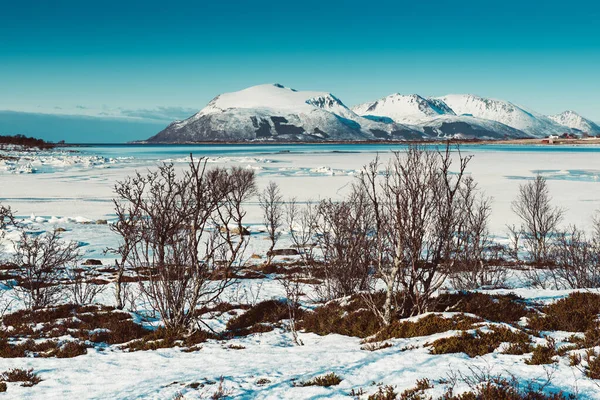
(55, 341), (88, 358)
(430, 326), (531, 357)
(0, 303), (151, 356)
(398, 378), (433, 400)
(434, 292), (528, 324)
(526, 339), (557, 365)
(368, 314), (481, 343)
(583, 349), (600, 379)
(0, 338), (59, 358)
(502, 341), (534, 355)
(226, 299), (298, 336)
(446, 376), (574, 399)
(368, 385), (397, 400)
(300, 302), (381, 338)
(0, 382), (5, 392)
(528, 292), (600, 332)
(296, 372), (342, 387)
(123, 328), (214, 352)
(1, 368), (42, 386)
(361, 342), (393, 351)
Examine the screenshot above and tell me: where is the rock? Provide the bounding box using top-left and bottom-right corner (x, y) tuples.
(83, 259), (103, 266)
(54, 227), (67, 232)
(95, 219), (108, 225)
(250, 254), (262, 259)
(219, 226), (251, 236)
(267, 248), (299, 257)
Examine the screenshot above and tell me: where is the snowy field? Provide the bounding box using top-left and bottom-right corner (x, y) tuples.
(2, 143), (600, 399)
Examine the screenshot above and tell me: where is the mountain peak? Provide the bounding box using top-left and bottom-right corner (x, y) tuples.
(549, 110), (600, 134)
(352, 93), (454, 123)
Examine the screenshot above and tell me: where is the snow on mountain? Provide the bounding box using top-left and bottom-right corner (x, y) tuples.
(148, 84), (420, 142)
(417, 114), (532, 140)
(438, 94), (568, 137)
(548, 110), (600, 135)
(352, 93), (455, 124)
(148, 84), (591, 142)
(352, 93), (529, 139)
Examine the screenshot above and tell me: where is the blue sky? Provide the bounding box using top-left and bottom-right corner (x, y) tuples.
(1, 0), (599, 142)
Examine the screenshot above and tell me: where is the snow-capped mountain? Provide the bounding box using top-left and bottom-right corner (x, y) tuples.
(351, 93), (531, 139)
(352, 94), (455, 124)
(548, 110), (600, 135)
(418, 115), (530, 140)
(438, 94), (567, 137)
(147, 84), (421, 142)
(148, 84), (593, 143)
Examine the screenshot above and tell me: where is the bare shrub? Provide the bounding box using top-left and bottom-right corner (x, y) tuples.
(278, 276), (304, 345)
(449, 176), (506, 290)
(286, 198), (318, 266)
(0, 202), (15, 262)
(547, 225), (600, 289)
(12, 230), (81, 310)
(259, 181), (284, 266)
(1, 368), (42, 386)
(511, 175), (564, 265)
(312, 186), (375, 300)
(112, 157), (256, 333)
(0, 203), (14, 231)
(357, 145), (474, 323)
(65, 266), (105, 306)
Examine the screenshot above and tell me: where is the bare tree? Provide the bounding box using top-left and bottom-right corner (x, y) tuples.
(286, 198), (318, 267)
(313, 185), (375, 300)
(0, 202), (15, 257)
(357, 145), (474, 324)
(12, 230), (81, 310)
(108, 180), (144, 310)
(259, 181), (284, 265)
(511, 176), (564, 265)
(449, 177), (506, 289)
(65, 266), (105, 306)
(278, 276), (304, 346)
(0, 203), (14, 231)
(548, 225), (600, 289)
(506, 224), (522, 263)
(112, 157), (256, 333)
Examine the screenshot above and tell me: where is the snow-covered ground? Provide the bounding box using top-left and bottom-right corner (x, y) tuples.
(2, 144), (600, 399)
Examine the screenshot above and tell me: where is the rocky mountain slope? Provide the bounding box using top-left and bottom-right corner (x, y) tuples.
(147, 84), (595, 142)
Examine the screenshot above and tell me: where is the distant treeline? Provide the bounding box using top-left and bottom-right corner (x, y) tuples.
(0, 134), (60, 149)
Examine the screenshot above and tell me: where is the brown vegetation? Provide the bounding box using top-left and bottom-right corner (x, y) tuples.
(295, 372), (342, 387)
(527, 292), (600, 332)
(429, 326), (531, 357)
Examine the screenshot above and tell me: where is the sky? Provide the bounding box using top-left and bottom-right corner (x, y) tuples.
(1, 0), (599, 142)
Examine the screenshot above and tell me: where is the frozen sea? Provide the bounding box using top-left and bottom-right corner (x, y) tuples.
(2, 143), (600, 262)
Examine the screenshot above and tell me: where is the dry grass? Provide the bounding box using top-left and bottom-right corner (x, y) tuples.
(295, 372), (342, 387)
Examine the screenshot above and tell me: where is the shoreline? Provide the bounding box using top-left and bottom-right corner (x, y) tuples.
(63, 137), (600, 147)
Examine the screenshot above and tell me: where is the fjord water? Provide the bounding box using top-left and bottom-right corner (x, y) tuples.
(73, 143), (600, 160)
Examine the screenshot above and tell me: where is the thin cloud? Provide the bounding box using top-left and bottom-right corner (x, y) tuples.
(118, 106), (198, 122)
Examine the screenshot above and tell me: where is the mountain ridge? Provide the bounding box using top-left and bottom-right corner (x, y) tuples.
(147, 84), (592, 143)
